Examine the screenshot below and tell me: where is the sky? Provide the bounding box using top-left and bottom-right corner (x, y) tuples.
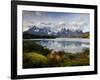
(22, 10), (90, 32)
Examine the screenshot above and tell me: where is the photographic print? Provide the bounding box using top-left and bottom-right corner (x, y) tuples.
(11, 1), (97, 79)
(23, 11), (90, 68)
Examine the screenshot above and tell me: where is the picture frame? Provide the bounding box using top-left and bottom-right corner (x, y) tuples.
(11, 0), (98, 79)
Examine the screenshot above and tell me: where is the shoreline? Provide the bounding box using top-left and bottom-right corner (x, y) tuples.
(23, 38), (90, 43)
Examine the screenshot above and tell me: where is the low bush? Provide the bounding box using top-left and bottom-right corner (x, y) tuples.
(23, 52), (48, 68)
(23, 41), (51, 55)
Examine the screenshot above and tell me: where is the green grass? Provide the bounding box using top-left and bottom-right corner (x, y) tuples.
(23, 52), (48, 68)
(23, 41), (51, 55)
(23, 41), (90, 68)
(62, 53), (89, 66)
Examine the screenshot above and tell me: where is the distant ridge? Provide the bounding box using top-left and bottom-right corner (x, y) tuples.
(23, 25), (89, 39)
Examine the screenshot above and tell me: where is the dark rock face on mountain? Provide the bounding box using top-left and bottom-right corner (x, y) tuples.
(56, 28), (83, 38)
(25, 26), (50, 36)
(23, 26), (56, 39)
(23, 25), (89, 39)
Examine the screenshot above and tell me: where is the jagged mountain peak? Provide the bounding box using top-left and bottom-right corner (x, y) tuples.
(23, 25), (85, 38)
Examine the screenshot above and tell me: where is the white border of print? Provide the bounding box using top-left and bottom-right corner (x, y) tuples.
(17, 5), (94, 75)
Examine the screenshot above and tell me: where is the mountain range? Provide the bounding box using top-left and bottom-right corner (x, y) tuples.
(23, 25), (89, 39)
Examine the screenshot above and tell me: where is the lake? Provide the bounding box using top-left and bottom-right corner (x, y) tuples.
(24, 38), (90, 53)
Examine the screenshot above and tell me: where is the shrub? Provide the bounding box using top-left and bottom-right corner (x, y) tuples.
(23, 52), (48, 68)
(23, 41), (51, 55)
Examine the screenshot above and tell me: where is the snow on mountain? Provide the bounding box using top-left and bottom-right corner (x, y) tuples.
(23, 24), (84, 38)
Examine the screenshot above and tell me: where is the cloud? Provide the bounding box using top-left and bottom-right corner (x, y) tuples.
(40, 22), (52, 25)
(22, 20), (35, 31)
(66, 15), (89, 31)
(35, 11), (43, 16)
(23, 11), (89, 32)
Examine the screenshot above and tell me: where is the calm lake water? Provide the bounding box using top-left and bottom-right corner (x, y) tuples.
(24, 38), (90, 53)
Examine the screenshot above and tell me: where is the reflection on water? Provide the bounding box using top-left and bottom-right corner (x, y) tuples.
(31, 38), (90, 53)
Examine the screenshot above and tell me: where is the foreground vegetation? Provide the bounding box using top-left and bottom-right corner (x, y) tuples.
(23, 41), (90, 68)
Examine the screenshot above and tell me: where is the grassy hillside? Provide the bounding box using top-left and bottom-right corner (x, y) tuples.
(23, 41), (90, 68)
(81, 32), (90, 38)
(23, 32), (90, 39)
(23, 32), (56, 39)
